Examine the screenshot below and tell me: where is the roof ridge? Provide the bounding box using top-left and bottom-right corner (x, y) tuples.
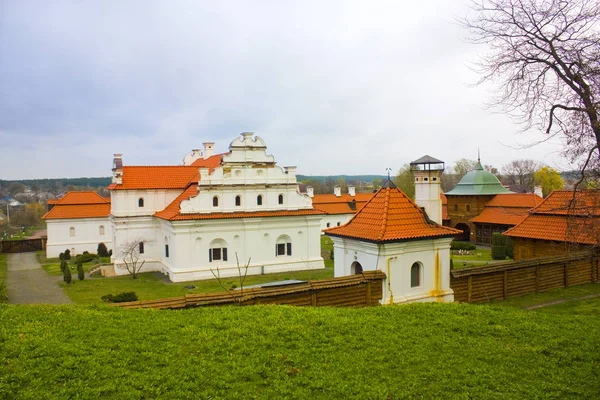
(378, 187), (391, 241)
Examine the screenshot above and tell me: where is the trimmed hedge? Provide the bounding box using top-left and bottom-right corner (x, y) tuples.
(451, 241), (476, 251)
(491, 245), (507, 260)
(102, 292), (138, 303)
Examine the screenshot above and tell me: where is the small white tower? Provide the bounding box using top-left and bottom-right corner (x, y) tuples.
(410, 155), (444, 225)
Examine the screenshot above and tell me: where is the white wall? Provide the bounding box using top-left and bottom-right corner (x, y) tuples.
(320, 214), (353, 232)
(111, 189), (182, 217)
(46, 217), (112, 258)
(330, 236), (453, 304)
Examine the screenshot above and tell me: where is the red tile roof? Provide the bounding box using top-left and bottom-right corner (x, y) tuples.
(108, 154), (224, 190)
(155, 184), (325, 221)
(325, 186), (459, 242)
(312, 193), (373, 215)
(440, 193), (449, 221)
(504, 190), (600, 245)
(485, 193), (544, 208)
(470, 193), (542, 225)
(43, 191), (111, 220)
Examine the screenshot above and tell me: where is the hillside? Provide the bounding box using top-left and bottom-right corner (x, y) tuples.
(1, 303), (598, 398)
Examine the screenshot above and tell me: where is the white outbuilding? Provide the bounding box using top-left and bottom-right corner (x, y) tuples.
(325, 180), (459, 304)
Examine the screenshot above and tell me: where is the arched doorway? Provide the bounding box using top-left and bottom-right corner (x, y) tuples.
(350, 261), (363, 275)
(454, 223), (471, 242)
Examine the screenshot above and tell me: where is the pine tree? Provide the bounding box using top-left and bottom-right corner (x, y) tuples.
(77, 261), (84, 281)
(63, 264), (72, 284)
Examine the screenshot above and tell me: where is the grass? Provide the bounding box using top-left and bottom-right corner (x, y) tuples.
(496, 282), (600, 315)
(37, 251), (111, 276)
(0, 254), (6, 303)
(0, 303), (599, 398)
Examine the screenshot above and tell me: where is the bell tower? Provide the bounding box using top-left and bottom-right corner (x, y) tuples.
(410, 155), (444, 225)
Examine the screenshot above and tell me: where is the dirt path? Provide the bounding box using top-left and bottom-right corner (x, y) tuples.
(524, 293), (600, 310)
(6, 253), (72, 304)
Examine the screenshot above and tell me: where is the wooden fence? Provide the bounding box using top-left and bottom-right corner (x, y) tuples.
(114, 270), (386, 310)
(0, 238), (46, 253)
(451, 251), (599, 303)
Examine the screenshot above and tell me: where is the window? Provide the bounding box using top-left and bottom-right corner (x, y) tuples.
(69, 227), (75, 237)
(276, 235), (292, 256)
(138, 198), (144, 207)
(213, 196), (219, 207)
(337, 222), (341, 226)
(99, 225), (105, 235)
(209, 239), (228, 262)
(235, 195), (241, 206)
(326, 222), (331, 228)
(278, 194), (284, 205)
(411, 262), (422, 287)
(139, 242), (144, 254)
(466, 204), (471, 212)
(454, 204), (458, 211)
(257, 195), (263, 206)
(165, 244), (169, 258)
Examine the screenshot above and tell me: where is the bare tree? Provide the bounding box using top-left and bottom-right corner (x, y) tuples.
(118, 239), (151, 279)
(452, 159), (479, 181)
(502, 159), (541, 191)
(462, 0), (600, 179)
(210, 253), (250, 304)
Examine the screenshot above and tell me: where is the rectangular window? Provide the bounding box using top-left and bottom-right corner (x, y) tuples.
(165, 244), (169, 258)
(209, 248), (228, 262)
(139, 242), (144, 254)
(276, 243), (292, 256)
(276, 243), (286, 256)
(286, 243), (292, 256)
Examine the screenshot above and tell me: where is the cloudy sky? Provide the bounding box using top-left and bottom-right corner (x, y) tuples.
(0, 0), (568, 180)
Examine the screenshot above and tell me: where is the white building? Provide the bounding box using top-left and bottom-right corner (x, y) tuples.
(43, 191), (112, 257)
(310, 186), (374, 231)
(107, 132), (325, 282)
(325, 176), (459, 304)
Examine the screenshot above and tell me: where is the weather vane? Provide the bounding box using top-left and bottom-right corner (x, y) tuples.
(386, 167), (392, 180)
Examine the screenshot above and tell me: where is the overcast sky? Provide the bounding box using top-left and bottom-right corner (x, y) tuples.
(0, 0), (569, 180)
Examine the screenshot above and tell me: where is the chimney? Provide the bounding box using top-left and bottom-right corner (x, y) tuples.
(334, 186), (341, 197)
(112, 154), (123, 184)
(534, 186), (543, 198)
(306, 186), (314, 198)
(202, 142), (215, 159)
(284, 166), (297, 178)
(348, 185), (355, 197)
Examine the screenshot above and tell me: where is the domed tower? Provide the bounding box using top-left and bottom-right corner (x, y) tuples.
(410, 155), (445, 225)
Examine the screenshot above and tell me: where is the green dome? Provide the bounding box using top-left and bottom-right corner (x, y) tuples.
(445, 161), (510, 195)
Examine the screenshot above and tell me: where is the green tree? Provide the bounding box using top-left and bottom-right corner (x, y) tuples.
(63, 263), (72, 284)
(77, 261), (84, 281)
(395, 164), (415, 199)
(534, 166), (565, 197)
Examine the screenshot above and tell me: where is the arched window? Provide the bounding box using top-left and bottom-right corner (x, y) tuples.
(411, 262), (422, 288)
(257, 195), (263, 206)
(276, 235), (292, 256)
(69, 227), (75, 237)
(235, 195), (241, 206)
(99, 225), (105, 235)
(326, 222), (331, 228)
(278, 194), (284, 205)
(337, 222), (341, 226)
(351, 261), (363, 275)
(138, 198), (144, 207)
(209, 239), (228, 262)
(213, 196), (219, 207)
(139, 242), (144, 254)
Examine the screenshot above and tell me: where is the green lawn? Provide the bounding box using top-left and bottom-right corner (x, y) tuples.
(0, 303), (598, 398)
(0, 254), (7, 303)
(37, 251), (111, 276)
(495, 282), (600, 315)
(451, 248), (511, 268)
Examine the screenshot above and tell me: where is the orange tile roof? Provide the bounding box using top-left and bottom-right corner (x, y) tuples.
(108, 154), (224, 190)
(155, 184), (325, 221)
(43, 191), (111, 220)
(504, 190), (600, 245)
(485, 193), (543, 208)
(325, 186), (460, 242)
(469, 207), (529, 225)
(312, 193), (373, 215)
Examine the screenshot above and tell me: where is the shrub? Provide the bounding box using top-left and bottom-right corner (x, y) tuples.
(59, 253), (64, 261)
(60, 260), (68, 274)
(75, 253), (97, 264)
(97, 243), (109, 257)
(450, 241), (476, 251)
(101, 292), (138, 303)
(77, 261), (84, 281)
(491, 245), (507, 260)
(64, 249), (71, 260)
(505, 236), (514, 259)
(63, 265), (72, 284)
(330, 249), (334, 260)
(491, 233), (506, 246)
(108, 249), (113, 257)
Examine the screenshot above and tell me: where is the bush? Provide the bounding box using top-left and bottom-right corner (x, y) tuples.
(505, 236), (514, 259)
(60, 260), (68, 274)
(330, 249), (334, 260)
(101, 292), (138, 303)
(450, 241), (476, 251)
(77, 261), (84, 281)
(63, 249), (71, 260)
(63, 264), (72, 284)
(108, 249), (113, 257)
(75, 253), (97, 264)
(491, 245), (507, 260)
(97, 243), (109, 257)
(491, 233), (506, 246)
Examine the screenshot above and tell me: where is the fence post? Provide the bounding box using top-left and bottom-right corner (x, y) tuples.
(503, 270), (508, 300)
(467, 276), (472, 303)
(311, 291), (317, 307)
(365, 281), (372, 306)
(564, 263), (569, 288)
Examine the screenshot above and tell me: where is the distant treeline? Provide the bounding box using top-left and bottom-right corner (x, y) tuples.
(0, 177), (112, 188)
(296, 175), (385, 183)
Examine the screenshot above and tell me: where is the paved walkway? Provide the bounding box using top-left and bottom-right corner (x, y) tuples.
(6, 253), (72, 304)
(525, 293), (600, 310)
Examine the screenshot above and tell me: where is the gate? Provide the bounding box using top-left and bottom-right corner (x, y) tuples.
(0, 238), (46, 253)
